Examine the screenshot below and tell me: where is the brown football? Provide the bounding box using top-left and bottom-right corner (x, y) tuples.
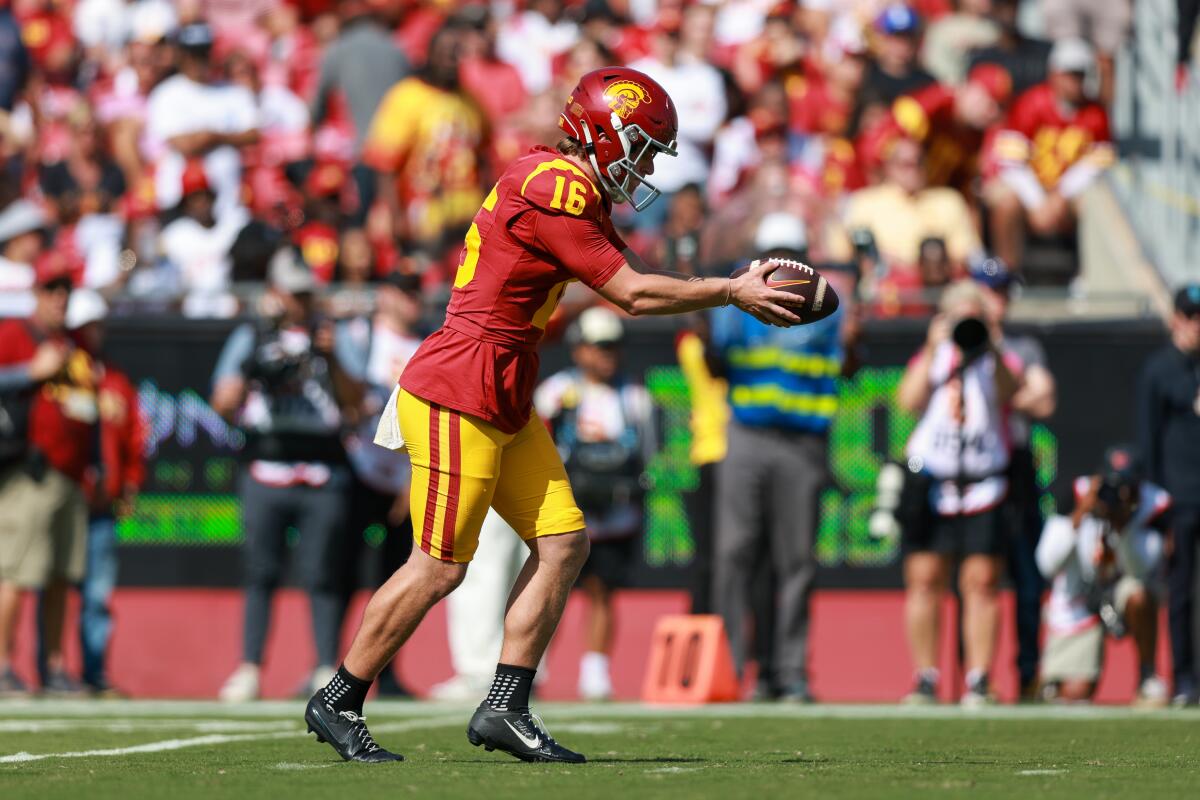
(731, 258), (840, 324)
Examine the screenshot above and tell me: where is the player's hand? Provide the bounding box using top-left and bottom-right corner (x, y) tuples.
(729, 260), (803, 327)
(925, 314), (952, 350)
(28, 341), (69, 382)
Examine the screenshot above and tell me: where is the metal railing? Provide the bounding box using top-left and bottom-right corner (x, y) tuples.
(1111, 0), (1200, 287)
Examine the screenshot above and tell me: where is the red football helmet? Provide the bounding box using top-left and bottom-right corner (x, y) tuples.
(558, 67), (678, 211)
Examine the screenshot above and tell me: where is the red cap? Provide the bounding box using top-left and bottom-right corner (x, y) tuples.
(967, 63), (1013, 105)
(304, 161), (347, 198)
(34, 250), (75, 288)
(180, 160), (211, 197)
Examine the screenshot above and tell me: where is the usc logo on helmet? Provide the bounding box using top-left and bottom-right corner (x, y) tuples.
(604, 81), (650, 120)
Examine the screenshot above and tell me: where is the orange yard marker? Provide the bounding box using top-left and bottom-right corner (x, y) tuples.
(641, 615), (739, 704)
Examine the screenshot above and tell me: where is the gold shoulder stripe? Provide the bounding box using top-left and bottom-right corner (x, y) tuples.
(482, 184), (499, 211)
(520, 158), (600, 198)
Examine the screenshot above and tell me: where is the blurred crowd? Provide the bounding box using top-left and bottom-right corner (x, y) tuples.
(6, 0), (1200, 708)
(0, 0), (1137, 323)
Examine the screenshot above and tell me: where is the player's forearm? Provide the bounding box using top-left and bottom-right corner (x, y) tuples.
(602, 269), (730, 317)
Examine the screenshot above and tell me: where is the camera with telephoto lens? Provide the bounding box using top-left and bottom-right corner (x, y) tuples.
(242, 320), (322, 390)
(245, 346), (307, 389)
(952, 316), (990, 363)
(1097, 473), (1135, 510)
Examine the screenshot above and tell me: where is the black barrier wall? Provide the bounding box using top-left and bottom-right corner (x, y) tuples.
(105, 315), (1166, 589)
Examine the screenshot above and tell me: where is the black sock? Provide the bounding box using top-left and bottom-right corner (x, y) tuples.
(321, 665), (371, 715)
(484, 663), (536, 712)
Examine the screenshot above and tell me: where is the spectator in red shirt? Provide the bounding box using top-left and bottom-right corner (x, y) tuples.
(863, 63), (1012, 194)
(982, 39), (1112, 272)
(62, 289), (145, 696)
(789, 16), (868, 140)
(458, 6), (527, 128)
(0, 261), (91, 697)
(292, 160), (349, 284)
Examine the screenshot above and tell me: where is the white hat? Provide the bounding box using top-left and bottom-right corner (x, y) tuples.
(1049, 38), (1094, 74)
(0, 200), (49, 245)
(66, 288), (108, 330)
(754, 212), (808, 254)
(569, 307), (624, 346)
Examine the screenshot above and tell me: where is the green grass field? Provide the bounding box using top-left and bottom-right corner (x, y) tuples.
(3, 701), (1199, 799)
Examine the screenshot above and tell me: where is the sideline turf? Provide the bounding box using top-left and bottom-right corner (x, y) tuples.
(2, 702), (1198, 799)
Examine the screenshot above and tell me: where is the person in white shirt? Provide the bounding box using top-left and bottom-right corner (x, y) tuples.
(158, 161), (247, 318)
(534, 308), (656, 701)
(144, 22), (259, 221)
(495, 0), (578, 95)
(1037, 447), (1170, 706)
(629, 8), (727, 205)
(896, 279), (1022, 706)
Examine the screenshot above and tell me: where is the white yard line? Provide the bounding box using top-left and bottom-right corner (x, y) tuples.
(4, 699), (1199, 723)
(0, 719), (298, 734)
(1017, 769), (1068, 776)
(1, 731), (298, 763)
(0, 716), (462, 765)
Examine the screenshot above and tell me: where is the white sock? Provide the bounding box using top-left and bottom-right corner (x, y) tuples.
(1000, 164), (1048, 210)
(579, 651), (612, 698)
(1058, 160), (1101, 199)
(580, 651), (610, 680)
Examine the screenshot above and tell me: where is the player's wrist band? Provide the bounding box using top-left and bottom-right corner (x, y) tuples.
(723, 278), (732, 307)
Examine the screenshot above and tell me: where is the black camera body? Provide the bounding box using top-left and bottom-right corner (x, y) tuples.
(952, 316), (990, 363)
(245, 341), (310, 390)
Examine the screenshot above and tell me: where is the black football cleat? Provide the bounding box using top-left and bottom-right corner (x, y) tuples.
(304, 695), (404, 763)
(467, 706), (586, 763)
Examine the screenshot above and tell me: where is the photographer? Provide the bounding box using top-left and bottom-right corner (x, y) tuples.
(897, 279), (1022, 706)
(209, 249), (366, 702)
(1036, 447), (1169, 706)
(974, 260), (1057, 700)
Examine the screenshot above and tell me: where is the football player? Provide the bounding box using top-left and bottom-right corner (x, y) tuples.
(304, 67), (803, 764)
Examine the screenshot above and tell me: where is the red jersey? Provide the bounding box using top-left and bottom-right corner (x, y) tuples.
(892, 84), (985, 192)
(0, 319), (95, 483)
(401, 147), (628, 433)
(93, 365), (146, 505)
(857, 84), (984, 193)
(984, 83), (1110, 188)
(787, 73), (853, 138)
